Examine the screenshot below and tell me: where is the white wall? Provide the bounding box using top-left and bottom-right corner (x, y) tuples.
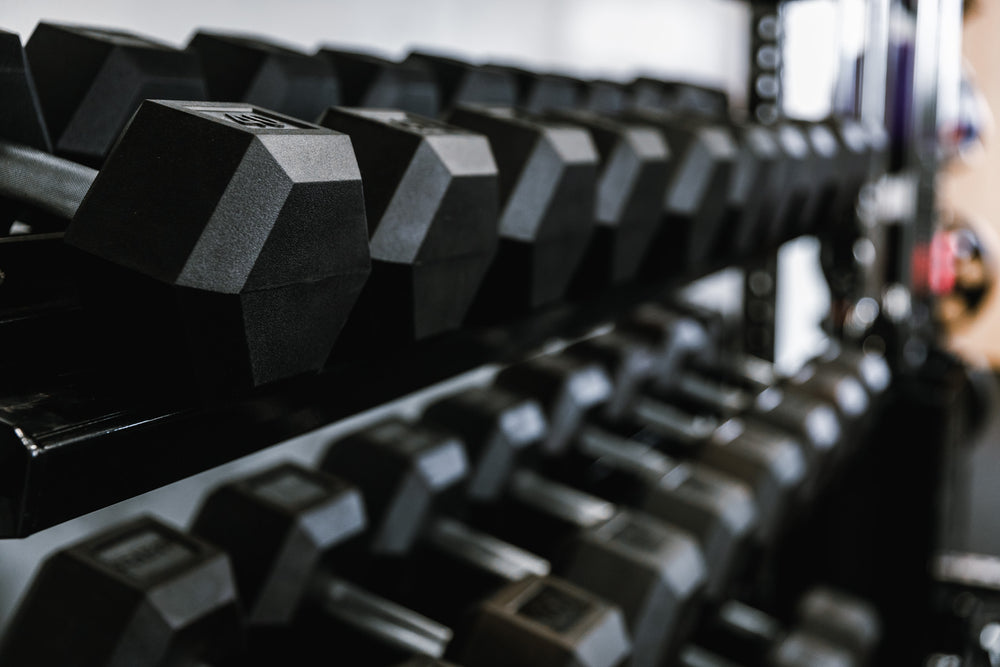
(7, 0), (749, 105)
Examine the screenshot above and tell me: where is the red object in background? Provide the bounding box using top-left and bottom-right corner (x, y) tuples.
(912, 230), (958, 295)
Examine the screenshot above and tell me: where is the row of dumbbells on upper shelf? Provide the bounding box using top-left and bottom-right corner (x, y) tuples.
(0, 300), (889, 666)
(2, 23), (886, 397)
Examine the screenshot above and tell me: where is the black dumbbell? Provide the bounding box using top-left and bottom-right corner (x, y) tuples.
(653, 363), (843, 498)
(318, 419), (632, 667)
(187, 31), (340, 121)
(566, 302), (732, 421)
(444, 106), (599, 319)
(719, 122), (786, 259)
(405, 52), (518, 111)
(795, 586), (881, 663)
(190, 462), (457, 665)
(688, 599), (862, 667)
(26, 23), (207, 167)
(0, 516), (244, 666)
(421, 388), (707, 667)
(488, 64), (581, 112)
(629, 77), (731, 119)
(0, 29), (53, 233)
(610, 392), (807, 542)
(493, 353), (758, 597)
(425, 385), (754, 606)
(618, 107), (739, 274)
(755, 120), (836, 243)
(545, 109), (672, 293)
(0, 29), (49, 153)
(656, 305), (886, 447)
(717, 351), (879, 456)
(497, 351), (804, 543)
(623, 78), (790, 263)
(317, 47), (440, 116)
(575, 78), (630, 115)
(316, 107), (498, 348)
(1, 99), (371, 395)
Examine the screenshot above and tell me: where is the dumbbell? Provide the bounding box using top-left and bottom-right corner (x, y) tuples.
(628, 78), (731, 119)
(795, 586), (881, 664)
(444, 105), (599, 319)
(317, 419), (632, 667)
(25, 23), (207, 167)
(316, 47), (440, 116)
(650, 363), (843, 498)
(190, 462), (459, 665)
(618, 107), (738, 274)
(0, 29), (49, 152)
(621, 78), (796, 263)
(453, 64), (680, 294)
(316, 107), (499, 348)
(684, 599), (860, 667)
(543, 109), (671, 293)
(0, 516), (244, 666)
(496, 352), (805, 543)
(704, 348), (887, 459)
(609, 392), (808, 541)
(405, 52), (518, 111)
(759, 123), (819, 245)
(152, 33), (504, 346)
(0, 98), (371, 395)
(718, 121), (787, 260)
(487, 63), (581, 112)
(424, 387), (711, 666)
(569, 309), (836, 500)
(657, 303), (889, 437)
(575, 78), (631, 115)
(0, 29), (51, 232)
(187, 31), (340, 121)
(425, 384), (756, 606)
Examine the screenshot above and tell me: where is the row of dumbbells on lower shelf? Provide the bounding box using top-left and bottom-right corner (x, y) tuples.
(0, 301), (889, 666)
(2, 23), (884, 397)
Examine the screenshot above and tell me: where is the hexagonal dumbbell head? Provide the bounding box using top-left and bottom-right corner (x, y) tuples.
(0, 516), (243, 667)
(406, 52), (518, 110)
(629, 78), (730, 118)
(65, 100), (371, 394)
(578, 79), (629, 115)
(446, 106), (599, 317)
(190, 462), (366, 626)
(461, 575), (631, 667)
(318, 108), (499, 342)
(722, 123), (782, 259)
(0, 29), (53, 232)
(565, 332), (658, 419)
(422, 385), (548, 502)
(621, 109), (738, 275)
(317, 47), (440, 117)
(0, 30), (51, 151)
(489, 65), (581, 112)
(188, 31), (340, 121)
(563, 508), (706, 666)
(548, 110), (671, 291)
(26, 23), (206, 166)
(319, 418), (468, 557)
(496, 354), (613, 455)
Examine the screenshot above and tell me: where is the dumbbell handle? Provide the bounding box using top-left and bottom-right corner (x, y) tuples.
(0, 140), (96, 220)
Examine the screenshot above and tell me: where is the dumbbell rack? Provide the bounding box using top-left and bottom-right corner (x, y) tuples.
(0, 0), (984, 665)
(0, 257), (738, 537)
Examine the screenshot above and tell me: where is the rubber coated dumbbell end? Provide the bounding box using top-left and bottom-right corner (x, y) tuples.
(65, 100), (371, 394)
